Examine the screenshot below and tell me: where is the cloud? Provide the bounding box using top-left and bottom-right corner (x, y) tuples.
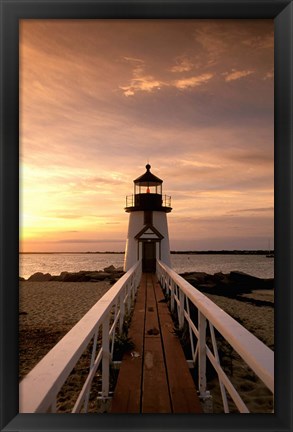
(170, 56), (194, 73)
(264, 71), (274, 80)
(120, 57), (166, 96)
(121, 76), (164, 96)
(174, 73), (213, 89)
(227, 207), (274, 214)
(121, 71), (214, 96)
(224, 148), (273, 165)
(242, 34), (274, 50)
(193, 23), (229, 67)
(120, 55), (213, 96)
(225, 70), (254, 82)
(55, 238), (124, 243)
(123, 56), (144, 64)
(180, 159), (222, 169)
(49, 213), (83, 219)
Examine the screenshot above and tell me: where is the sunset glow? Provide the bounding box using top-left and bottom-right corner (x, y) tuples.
(20, 19), (274, 252)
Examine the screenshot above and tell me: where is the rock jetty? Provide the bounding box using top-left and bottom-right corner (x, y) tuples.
(24, 265), (125, 284)
(180, 270), (273, 297)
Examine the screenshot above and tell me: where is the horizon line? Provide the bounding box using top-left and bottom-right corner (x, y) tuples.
(19, 249), (274, 254)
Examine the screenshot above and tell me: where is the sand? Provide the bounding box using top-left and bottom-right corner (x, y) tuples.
(19, 281), (274, 413)
(19, 281), (111, 380)
(206, 289), (274, 349)
(203, 289), (274, 413)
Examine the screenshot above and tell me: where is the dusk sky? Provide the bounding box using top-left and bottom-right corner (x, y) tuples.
(20, 19), (274, 252)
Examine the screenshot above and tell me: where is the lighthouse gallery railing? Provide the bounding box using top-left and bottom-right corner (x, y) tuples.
(125, 193), (171, 208)
(19, 261), (142, 413)
(156, 259), (274, 413)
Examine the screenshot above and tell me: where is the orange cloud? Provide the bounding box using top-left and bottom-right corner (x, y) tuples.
(170, 56), (194, 73)
(174, 73), (213, 89)
(225, 70), (254, 82)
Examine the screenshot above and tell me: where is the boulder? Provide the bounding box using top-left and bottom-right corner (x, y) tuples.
(229, 271), (269, 289)
(59, 271), (69, 281)
(182, 272), (209, 286)
(87, 272), (112, 281)
(103, 265), (116, 273)
(116, 266), (124, 272)
(50, 275), (62, 281)
(61, 272), (91, 282)
(28, 272), (52, 282)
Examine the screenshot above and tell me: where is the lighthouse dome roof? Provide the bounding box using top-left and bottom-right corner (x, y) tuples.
(134, 164), (163, 186)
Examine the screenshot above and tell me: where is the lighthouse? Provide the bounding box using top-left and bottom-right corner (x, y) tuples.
(124, 164), (172, 272)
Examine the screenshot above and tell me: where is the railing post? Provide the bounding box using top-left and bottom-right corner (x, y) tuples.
(46, 399), (57, 413)
(119, 291), (125, 335)
(165, 273), (168, 295)
(127, 280), (132, 313)
(132, 270), (138, 302)
(170, 279), (175, 312)
(198, 311), (207, 397)
(178, 289), (185, 330)
(102, 314), (110, 398)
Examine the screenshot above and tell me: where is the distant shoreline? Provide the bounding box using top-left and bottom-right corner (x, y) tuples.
(20, 250), (274, 255)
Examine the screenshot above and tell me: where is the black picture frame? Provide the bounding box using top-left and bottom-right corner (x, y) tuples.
(0, 1), (292, 431)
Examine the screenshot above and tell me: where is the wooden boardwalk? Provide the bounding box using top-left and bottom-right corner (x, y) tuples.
(111, 273), (202, 413)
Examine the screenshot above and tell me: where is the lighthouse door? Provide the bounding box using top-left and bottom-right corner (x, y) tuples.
(142, 241), (156, 273)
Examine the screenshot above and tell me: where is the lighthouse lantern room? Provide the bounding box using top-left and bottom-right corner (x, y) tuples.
(124, 164), (172, 272)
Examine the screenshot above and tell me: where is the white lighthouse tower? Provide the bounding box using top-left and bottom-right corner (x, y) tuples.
(124, 164), (172, 272)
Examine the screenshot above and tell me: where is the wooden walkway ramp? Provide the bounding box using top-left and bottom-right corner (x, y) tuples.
(111, 273), (202, 413)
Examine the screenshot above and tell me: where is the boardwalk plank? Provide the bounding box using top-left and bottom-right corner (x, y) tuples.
(145, 275), (160, 338)
(142, 337), (171, 413)
(110, 276), (146, 413)
(157, 297), (202, 413)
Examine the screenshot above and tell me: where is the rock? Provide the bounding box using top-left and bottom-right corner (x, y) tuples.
(19, 277), (26, 281)
(50, 275), (62, 281)
(28, 272), (52, 282)
(36, 269), (124, 282)
(182, 272), (210, 287)
(59, 271), (69, 281)
(229, 271), (269, 289)
(213, 272), (226, 281)
(103, 265), (116, 273)
(87, 272), (112, 281)
(60, 272), (91, 282)
(180, 269), (274, 298)
(116, 266), (124, 272)
(197, 283), (217, 292)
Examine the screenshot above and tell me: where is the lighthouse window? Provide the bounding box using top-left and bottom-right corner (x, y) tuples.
(144, 211), (152, 225)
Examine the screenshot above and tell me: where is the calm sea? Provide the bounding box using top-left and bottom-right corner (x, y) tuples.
(19, 253), (274, 280)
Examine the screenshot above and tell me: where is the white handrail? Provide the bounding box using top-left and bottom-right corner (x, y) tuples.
(19, 261), (142, 413)
(156, 259), (274, 413)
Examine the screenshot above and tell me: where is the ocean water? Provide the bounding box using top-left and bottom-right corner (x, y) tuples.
(19, 253), (274, 280)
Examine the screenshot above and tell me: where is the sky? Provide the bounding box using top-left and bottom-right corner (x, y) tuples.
(19, 19), (274, 252)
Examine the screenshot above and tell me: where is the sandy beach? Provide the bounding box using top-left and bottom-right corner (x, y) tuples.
(205, 289), (274, 413)
(19, 281), (111, 379)
(19, 280), (274, 413)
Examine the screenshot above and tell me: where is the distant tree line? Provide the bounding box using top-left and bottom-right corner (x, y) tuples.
(170, 250), (274, 255)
